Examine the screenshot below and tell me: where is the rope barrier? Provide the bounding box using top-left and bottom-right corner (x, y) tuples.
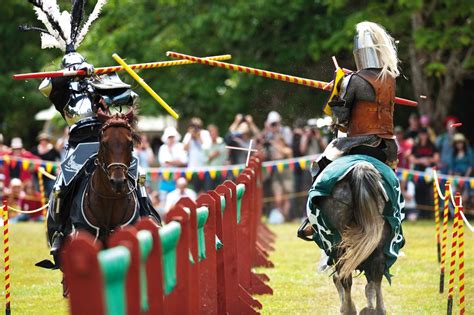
(433, 170), (473, 233)
(38, 167), (57, 180)
(7, 203), (49, 214)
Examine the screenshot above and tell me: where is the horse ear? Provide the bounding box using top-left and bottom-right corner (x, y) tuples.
(97, 108), (111, 123)
(124, 107), (135, 124)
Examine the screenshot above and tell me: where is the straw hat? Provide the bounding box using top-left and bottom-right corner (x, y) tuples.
(453, 133), (466, 143)
(37, 132), (51, 141)
(10, 137), (23, 149)
(161, 127), (181, 142)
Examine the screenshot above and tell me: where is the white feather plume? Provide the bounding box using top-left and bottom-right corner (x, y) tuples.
(355, 21), (400, 79)
(32, 0), (72, 51)
(75, 0), (108, 48)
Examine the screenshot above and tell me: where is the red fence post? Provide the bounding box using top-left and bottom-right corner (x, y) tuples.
(108, 227), (141, 315)
(208, 190), (228, 314)
(166, 204), (192, 314)
(135, 218), (164, 314)
(196, 193), (219, 315)
(62, 232), (105, 315)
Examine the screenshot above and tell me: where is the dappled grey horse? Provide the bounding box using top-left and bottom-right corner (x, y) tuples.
(308, 162), (395, 315)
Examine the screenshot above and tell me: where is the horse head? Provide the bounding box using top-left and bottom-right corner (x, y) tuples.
(97, 107), (139, 193)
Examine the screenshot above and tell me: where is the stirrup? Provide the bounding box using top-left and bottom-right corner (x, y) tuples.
(297, 218), (314, 241)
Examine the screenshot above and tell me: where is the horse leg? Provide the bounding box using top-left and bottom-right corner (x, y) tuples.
(360, 239), (387, 315)
(334, 273), (357, 315)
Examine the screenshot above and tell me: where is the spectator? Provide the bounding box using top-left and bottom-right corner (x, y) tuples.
(395, 126), (412, 169)
(183, 117), (212, 167)
(31, 132), (60, 196)
(225, 114), (259, 164)
(164, 177), (197, 213)
(183, 118), (212, 192)
(55, 126), (69, 160)
(404, 112), (420, 140)
(0, 174), (5, 201)
(448, 133), (473, 177)
(4, 137), (39, 186)
(420, 115), (437, 143)
(0, 133), (9, 154)
(261, 111), (293, 161)
(436, 116), (459, 174)
(205, 124), (228, 190)
(4, 178), (25, 220)
(300, 119), (327, 156)
(401, 179), (417, 221)
(409, 128), (440, 218)
(11, 181), (44, 222)
(269, 134), (293, 220)
(134, 133), (155, 168)
(157, 127), (187, 201)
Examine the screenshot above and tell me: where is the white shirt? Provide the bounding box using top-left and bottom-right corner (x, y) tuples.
(165, 188), (197, 212)
(183, 130), (212, 167)
(158, 142), (187, 166)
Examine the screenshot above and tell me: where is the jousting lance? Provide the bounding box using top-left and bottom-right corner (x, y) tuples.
(167, 51), (418, 107)
(112, 53), (179, 120)
(12, 54), (232, 80)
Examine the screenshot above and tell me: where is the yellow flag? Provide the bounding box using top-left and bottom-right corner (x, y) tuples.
(162, 170), (170, 181)
(276, 162), (284, 173)
(298, 159), (306, 169)
(185, 170), (193, 181)
(232, 168), (240, 177)
(22, 159), (30, 171)
(46, 162), (53, 173)
(209, 169), (217, 179)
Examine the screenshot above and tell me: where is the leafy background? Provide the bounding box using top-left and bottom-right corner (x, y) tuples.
(1, 0), (472, 147)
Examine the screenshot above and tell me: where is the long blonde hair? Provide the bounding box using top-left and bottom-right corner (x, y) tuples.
(356, 21), (400, 79)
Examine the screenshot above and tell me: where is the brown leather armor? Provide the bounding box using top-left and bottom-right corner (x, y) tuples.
(347, 70), (395, 139)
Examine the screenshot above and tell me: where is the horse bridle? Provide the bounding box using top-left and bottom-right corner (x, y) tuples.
(93, 117), (136, 197)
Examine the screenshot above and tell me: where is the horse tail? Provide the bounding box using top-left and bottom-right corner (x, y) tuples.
(338, 162), (385, 280)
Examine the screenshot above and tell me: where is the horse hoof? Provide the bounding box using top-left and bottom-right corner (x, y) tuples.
(360, 307), (383, 315)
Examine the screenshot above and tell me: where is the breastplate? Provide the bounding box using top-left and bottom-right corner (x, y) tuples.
(63, 81), (96, 126)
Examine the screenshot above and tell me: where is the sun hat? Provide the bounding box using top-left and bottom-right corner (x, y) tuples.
(161, 127), (181, 142)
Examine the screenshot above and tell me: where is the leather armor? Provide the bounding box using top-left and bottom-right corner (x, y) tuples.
(347, 70), (395, 139)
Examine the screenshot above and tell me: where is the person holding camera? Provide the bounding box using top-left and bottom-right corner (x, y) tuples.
(183, 117), (212, 192)
(225, 114), (260, 164)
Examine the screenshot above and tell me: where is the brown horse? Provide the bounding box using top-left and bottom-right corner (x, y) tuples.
(82, 108), (142, 242)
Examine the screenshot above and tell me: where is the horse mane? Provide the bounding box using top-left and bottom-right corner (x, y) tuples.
(97, 107), (141, 145)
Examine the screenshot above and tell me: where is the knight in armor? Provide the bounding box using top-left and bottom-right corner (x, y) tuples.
(299, 21), (400, 240)
(21, 0), (161, 261)
(313, 21), (399, 179)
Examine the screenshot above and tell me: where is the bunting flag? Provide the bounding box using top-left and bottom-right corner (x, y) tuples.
(3, 154), (474, 190)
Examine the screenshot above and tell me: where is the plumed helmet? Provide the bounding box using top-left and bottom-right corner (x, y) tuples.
(353, 21), (400, 79)
(61, 52), (87, 68)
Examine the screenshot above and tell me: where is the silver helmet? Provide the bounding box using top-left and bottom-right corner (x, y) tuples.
(353, 30), (381, 71)
(61, 52), (87, 69)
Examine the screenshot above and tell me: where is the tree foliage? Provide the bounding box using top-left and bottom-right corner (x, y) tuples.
(1, 0), (472, 146)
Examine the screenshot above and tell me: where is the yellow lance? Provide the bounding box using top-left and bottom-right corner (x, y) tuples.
(112, 53), (180, 120)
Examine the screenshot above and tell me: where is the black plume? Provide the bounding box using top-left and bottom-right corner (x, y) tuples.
(19, 24), (51, 34)
(70, 0), (86, 44)
(27, 0), (68, 43)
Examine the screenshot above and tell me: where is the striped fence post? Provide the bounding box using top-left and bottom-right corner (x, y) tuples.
(458, 202), (466, 315)
(433, 174), (441, 263)
(2, 199), (11, 315)
(440, 182), (450, 293)
(447, 193), (461, 315)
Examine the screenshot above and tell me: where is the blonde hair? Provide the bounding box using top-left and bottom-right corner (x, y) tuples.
(356, 21), (400, 79)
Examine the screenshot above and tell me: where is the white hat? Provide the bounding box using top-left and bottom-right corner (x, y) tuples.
(10, 178), (22, 187)
(266, 111), (281, 125)
(10, 137), (23, 149)
(161, 127), (181, 143)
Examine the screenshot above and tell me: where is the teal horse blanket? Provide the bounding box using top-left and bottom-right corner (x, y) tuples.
(306, 155), (405, 282)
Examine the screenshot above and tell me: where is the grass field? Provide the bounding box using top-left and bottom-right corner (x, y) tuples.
(1, 221), (472, 314)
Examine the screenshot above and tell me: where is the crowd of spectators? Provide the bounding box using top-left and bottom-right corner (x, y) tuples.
(1, 111), (472, 223)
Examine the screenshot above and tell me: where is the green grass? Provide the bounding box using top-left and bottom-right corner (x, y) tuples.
(256, 221), (473, 314)
(0, 221), (472, 314)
